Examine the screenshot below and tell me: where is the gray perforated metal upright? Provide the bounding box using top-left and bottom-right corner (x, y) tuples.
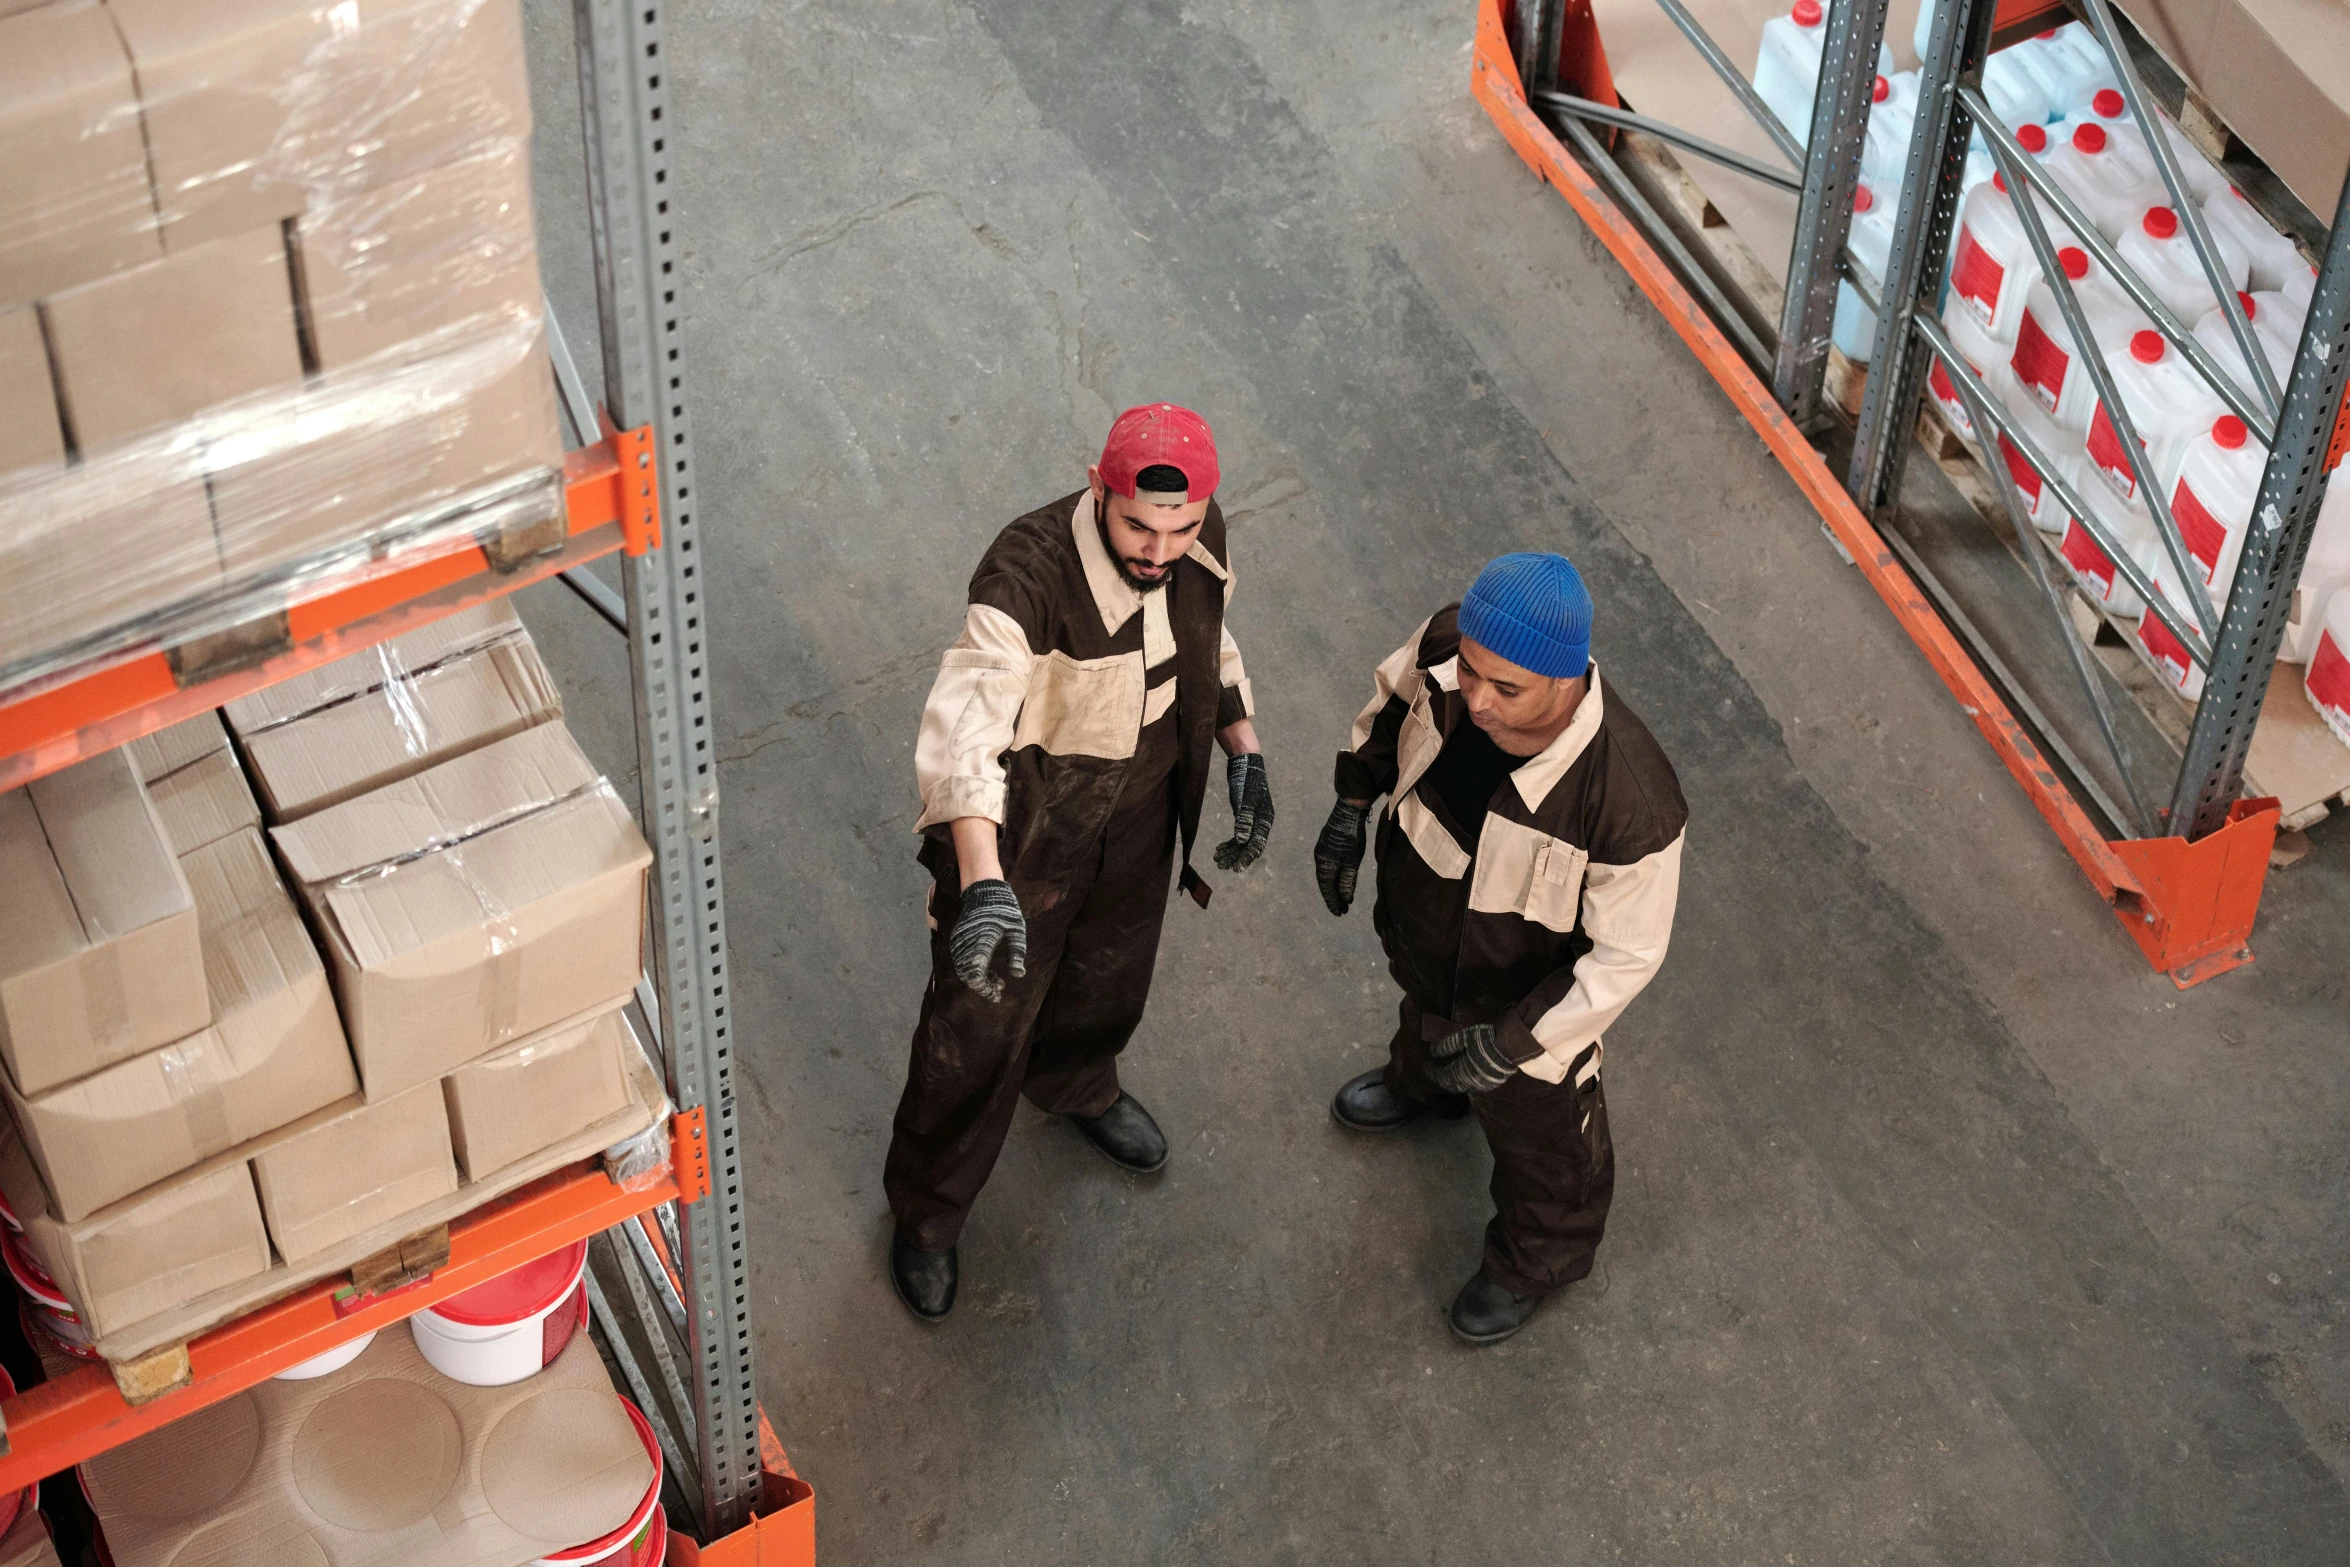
(573, 0), (763, 1536)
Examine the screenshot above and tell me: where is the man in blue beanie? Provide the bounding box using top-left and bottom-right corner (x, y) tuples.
(1313, 552), (1687, 1344)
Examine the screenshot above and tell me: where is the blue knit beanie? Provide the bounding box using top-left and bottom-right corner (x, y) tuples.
(1458, 553), (1592, 679)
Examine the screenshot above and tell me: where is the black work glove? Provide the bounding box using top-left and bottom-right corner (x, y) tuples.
(1313, 800), (1369, 916)
(950, 879), (1026, 1002)
(1213, 753), (1275, 872)
(1426, 1023), (1521, 1096)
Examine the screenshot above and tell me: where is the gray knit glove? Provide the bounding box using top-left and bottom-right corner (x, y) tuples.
(950, 879), (1026, 1002)
(1427, 1023), (1519, 1096)
(1213, 753), (1275, 871)
(1313, 800), (1369, 915)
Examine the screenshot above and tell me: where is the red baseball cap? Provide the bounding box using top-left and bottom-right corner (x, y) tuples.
(1098, 403), (1219, 502)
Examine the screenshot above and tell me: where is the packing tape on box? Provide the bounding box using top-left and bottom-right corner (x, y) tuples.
(445, 845), (523, 1049)
(155, 1034), (233, 1156)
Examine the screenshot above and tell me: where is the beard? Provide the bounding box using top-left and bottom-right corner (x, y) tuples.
(1101, 520), (1173, 594)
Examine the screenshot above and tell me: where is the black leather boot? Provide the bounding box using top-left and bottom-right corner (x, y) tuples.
(1448, 1270), (1541, 1345)
(1330, 1069), (1469, 1133)
(1069, 1092), (1168, 1173)
(890, 1232), (957, 1322)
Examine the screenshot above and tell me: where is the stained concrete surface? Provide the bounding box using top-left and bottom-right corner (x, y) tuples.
(512, 1), (2350, 1560)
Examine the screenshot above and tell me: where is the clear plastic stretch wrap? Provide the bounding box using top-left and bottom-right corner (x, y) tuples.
(0, 0), (561, 686)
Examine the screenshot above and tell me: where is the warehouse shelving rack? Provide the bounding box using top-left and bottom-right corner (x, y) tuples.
(1476, 0), (2349, 984)
(0, 0), (808, 1558)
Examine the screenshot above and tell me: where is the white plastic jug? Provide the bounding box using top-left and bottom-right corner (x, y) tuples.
(2116, 204), (2250, 326)
(2041, 121), (2155, 243)
(2304, 587), (2350, 749)
(1991, 384), (2077, 534)
(2192, 293), (2294, 405)
(1860, 73), (1919, 199)
(2060, 483), (2154, 618)
(1833, 184), (1900, 361)
(1983, 43), (2059, 129)
(1931, 294), (2010, 445)
(2082, 329), (2224, 503)
(1948, 172), (2041, 341)
(2201, 187), (2307, 294)
(2282, 482), (2350, 663)
(2039, 23), (2120, 119)
(2009, 246), (2148, 431)
(2161, 414), (2263, 588)
(2128, 536), (2208, 700)
(2281, 263), (2316, 318)
(1755, 1), (1896, 146)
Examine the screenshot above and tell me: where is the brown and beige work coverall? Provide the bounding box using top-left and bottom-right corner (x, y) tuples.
(884, 489), (1253, 1249)
(1341, 605), (1687, 1296)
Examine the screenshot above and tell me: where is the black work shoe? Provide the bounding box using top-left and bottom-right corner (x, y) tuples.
(890, 1232), (957, 1322)
(1069, 1092), (1168, 1173)
(1329, 1069), (1468, 1133)
(1448, 1270), (1541, 1345)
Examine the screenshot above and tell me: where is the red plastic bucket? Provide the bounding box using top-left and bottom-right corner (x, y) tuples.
(409, 1240), (588, 1386)
(5, 1232), (93, 1359)
(531, 1397), (664, 1566)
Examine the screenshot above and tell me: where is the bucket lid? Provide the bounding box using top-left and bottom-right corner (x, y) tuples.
(432, 1240), (588, 1327)
(2, 1231), (66, 1309)
(538, 1398), (663, 1563)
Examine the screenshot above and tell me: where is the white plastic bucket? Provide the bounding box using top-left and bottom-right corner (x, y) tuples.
(2203, 187), (2306, 294)
(2304, 589), (2350, 750)
(410, 1240), (589, 1387)
(2082, 330), (2223, 503)
(2009, 246), (2146, 431)
(532, 1398), (665, 1566)
(5, 1230), (94, 1360)
(275, 1330), (378, 1382)
(1948, 172), (2040, 341)
(2162, 414), (2263, 587)
(2116, 204), (2250, 325)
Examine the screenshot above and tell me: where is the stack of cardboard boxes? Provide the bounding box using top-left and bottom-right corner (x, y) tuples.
(0, 0), (560, 678)
(0, 603), (655, 1352)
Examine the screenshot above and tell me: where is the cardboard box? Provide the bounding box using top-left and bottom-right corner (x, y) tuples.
(0, 1119), (269, 1341)
(0, 305), (63, 474)
(297, 146), (543, 369)
(5, 826), (354, 1220)
(82, 1327), (651, 1567)
(0, 750), (206, 1096)
(0, 1), (162, 308)
(106, 0), (531, 255)
(224, 600), (522, 736)
(249, 1081), (455, 1263)
(238, 633), (563, 823)
(125, 710), (231, 785)
(204, 330), (563, 580)
(444, 1004), (634, 1182)
(0, 477), (220, 677)
(0, 1505), (60, 1567)
(149, 746), (262, 856)
(2118, 0), (2350, 221)
(273, 724), (650, 1099)
(41, 226), (303, 451)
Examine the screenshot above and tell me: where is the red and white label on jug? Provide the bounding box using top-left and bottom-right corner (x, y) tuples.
(1998, 433), (2044, 510)
(2170, 479), (2229, 583)
(2085, 403), (2143, 499)
(2010, 310), (2069, 412)
(2141, 611), (2195, 691)
(2061, 519), (2118, 597)
(2310, 631), (2350, 724)
(1928, 357), (1975, 435)
(1950, 227), (2004, 327)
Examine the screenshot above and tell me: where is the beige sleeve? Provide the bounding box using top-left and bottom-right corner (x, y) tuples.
(1349, 617), (1431, 750)
(1219, 623), (1256, 718)
(913, 603), (1033, 830)
(1518, 830), (1685, 1082)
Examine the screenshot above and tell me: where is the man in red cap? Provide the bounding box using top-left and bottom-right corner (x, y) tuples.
(883, 403), (1272, 1320)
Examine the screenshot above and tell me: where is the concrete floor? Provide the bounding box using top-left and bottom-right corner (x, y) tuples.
(511, 1), (2350, 1559)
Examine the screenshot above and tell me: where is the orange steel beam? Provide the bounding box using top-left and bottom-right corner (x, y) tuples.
(0, 1160), (678, 1491)
(1472, 0), (2145, 911)
(0, 429), (651, 791)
